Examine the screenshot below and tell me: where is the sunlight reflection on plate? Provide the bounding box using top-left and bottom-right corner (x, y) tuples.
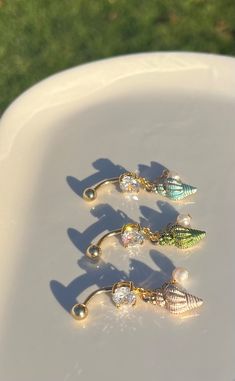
(123, 193), (139, 202)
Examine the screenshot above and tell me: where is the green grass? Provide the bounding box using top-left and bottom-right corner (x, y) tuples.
(1, 0), (235, 113)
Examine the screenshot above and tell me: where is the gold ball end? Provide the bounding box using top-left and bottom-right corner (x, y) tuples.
(83, 188), (97, 201)
(71, 303), (88, 320)
(86, 244), (101, 261)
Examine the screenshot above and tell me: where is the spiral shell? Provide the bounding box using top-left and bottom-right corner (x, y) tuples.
(160, 282), (203, 314)
(155, 177), (197, 201)
(158, 223), (206, 249)
(142, 282), (203, 315)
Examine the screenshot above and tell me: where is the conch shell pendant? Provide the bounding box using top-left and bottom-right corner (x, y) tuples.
(140, 279), (203, 315)
(157, 222), (206, 249)
(71, 268), (203, 322)
(154, 169), (197, 201)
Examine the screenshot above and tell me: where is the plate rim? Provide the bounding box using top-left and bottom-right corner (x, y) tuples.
(1, 51), (235, 160)
(2, 51), (235, 120)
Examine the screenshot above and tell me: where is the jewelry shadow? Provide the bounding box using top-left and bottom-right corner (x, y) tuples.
(139, 200), (178, 231)
(50, 249), (175, 313)
(51, 159), (177, 314)
(67, 200), (179, 256)
(66, 158), (166, 199)
(67, 204), (136, 254)
(66, 158), (127, 198)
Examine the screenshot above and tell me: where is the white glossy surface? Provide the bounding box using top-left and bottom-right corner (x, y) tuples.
(0, 52), (234, 381)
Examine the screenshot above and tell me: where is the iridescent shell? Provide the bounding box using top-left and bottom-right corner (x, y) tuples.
(158, 223), (206, 249)
(143, 282), (203, 315)
(155, 177), (197, 201)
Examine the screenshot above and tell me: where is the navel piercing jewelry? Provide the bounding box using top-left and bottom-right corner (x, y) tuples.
(71, 267), (203, 321)
(83, 169), (197, 202)
(86, 214), (206, 260)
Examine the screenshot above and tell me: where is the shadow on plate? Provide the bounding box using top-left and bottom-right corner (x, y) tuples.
(50, 249), (175, 314)
(67, 200), (178, 256)
(66, 158), (166, 199)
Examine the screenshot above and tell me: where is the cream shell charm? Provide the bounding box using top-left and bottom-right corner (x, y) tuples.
(71, 268), (203, 322)
(83, 168), (197, 202)
(140, 268), (203, 315)
(86, 214), (206, 261)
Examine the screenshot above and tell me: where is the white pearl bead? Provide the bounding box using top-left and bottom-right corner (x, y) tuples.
(167, 170), (181, 181)
(172, 267), (189, 284)
(176, 214), (191, 227)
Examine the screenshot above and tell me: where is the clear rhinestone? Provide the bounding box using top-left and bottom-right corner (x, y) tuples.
(121, 227), (144, 247)
(119, 174), (140, 193)
(112, 286), (136, 307)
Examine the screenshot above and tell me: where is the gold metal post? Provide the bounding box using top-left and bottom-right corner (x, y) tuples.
(83, 177), (119, 201)
(71, 286), (113, 320)
(86, 228), (122, 261)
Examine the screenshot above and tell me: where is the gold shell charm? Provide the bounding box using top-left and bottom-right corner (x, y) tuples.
(141, 282), (203, 314)
(71, 268), (203, 322)
(86, 214), (206, 261)
(83, 168), (197, 202)
(162, 282), (203, 314)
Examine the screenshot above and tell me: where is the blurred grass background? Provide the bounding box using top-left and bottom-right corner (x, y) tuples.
(1, 0), (235, 113)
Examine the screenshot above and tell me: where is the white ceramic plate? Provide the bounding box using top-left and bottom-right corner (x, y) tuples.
(0, 52), (234, 381)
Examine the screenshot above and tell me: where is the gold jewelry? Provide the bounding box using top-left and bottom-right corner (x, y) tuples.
(71, 267), (203, 321)
(86, 214), (206, 260)
(83, 169), (197, 202)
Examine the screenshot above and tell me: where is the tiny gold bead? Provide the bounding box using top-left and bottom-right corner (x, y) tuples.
(86, 244), (101, 260)
(83, 188), (97, 201)
(71, 304), (88, 320)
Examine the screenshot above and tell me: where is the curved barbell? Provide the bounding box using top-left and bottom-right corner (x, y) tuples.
(83, 169), (197, 202)
(71, 267), (203, 321)
(86, 214), (206, 261)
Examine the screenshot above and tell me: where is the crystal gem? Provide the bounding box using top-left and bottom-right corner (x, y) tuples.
(121, 227), (144, 247)
(119, 174), (140, 193)
(112, 286), (136, 307)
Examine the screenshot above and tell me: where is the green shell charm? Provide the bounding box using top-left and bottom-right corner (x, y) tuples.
(158, 224), (206, 249)
(155, 214), (206, 249)
(154, 170), (197, 201)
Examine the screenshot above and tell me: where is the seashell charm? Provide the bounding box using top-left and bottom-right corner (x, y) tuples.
(155, 177), (197, 201)
(157, 223), (206, 249)
(160, 282), (203, 314)
(141, 281), (203, 315)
